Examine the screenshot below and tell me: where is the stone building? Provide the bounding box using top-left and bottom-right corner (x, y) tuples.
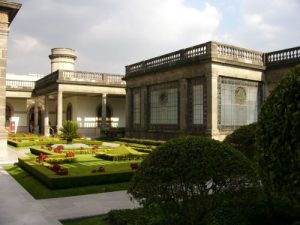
(0, 0), (21, 150)
(6, 48), (126, 137)
(124, 41), (300, 140)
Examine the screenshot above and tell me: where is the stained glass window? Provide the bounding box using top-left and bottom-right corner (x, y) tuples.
(218, 77), (262, 129)
(150, 87), (178, 124)
(133, 92), (141, 124)
(193, 84), (203, 124)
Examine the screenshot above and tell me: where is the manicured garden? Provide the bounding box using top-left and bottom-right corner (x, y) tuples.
(6, 125), (162, 198)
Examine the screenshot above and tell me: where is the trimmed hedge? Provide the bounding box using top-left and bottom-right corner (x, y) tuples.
(44, 157), (77, 164)
(8, 139), (66, 147)
(61, 149), (102, 154)
(18, 157), (134, 189)
(95, 152), (148, 161)
(30, 147), (57, 156)
(116, 138), (165, 146)
(125, 143), (156, 153)
(108, 208), (165, 225)
(128, 136), (260, 225)
(8, 138), (102, 148)
(73, 139), (102, 145)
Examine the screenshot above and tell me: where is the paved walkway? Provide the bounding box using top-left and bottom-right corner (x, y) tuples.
(0, 147), (138, 225)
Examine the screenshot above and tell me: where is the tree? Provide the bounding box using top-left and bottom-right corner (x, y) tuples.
(224, 123), (257, 160)
(128, 136), (260, 225)
(256, 65), (300, 212)
(59, 120), (80, 144)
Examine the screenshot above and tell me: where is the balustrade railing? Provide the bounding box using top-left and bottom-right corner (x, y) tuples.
(266, 46), (300, 64)
(34, 70), (125, 90)
(60, 70), (125, 85)
(6, 79), (35, 89)
(126, 41), (266, 75)
(126, 42), (209, 74)
(216, 42), (264, 62)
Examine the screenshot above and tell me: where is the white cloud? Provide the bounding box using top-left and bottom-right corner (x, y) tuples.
(8, 0), (222, 74)
(221, 0), (300, 51)
(13, 35), (44, 53)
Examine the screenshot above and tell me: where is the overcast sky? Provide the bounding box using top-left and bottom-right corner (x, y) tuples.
(7, 0), (300, 75)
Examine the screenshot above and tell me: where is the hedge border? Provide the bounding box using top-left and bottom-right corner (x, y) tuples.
(8, 139), (102, 148)
(115, 138), (165, 146)
(18, 158), (134, 189)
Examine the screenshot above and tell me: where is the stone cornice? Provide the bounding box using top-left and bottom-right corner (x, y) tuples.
(0, 1), (21, 25)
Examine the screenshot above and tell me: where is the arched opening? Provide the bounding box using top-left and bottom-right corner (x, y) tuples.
(28, 106), (42, 133)
(66, 103), (72, 121)
(97, 104), (112, 127)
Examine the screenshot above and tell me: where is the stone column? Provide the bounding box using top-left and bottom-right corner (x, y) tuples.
(44, 95), (50, 136)
(206, 71), (219, 140)
(179, 79), (188, 131)
(0, 2), (21, 152)
(34, 98), (39, 134)
(57, 89), (63, 133)
(101, 93), (107, 128)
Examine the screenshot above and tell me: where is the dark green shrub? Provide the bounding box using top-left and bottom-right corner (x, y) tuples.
(117, 138), (165, 146)
(223, 123), (257, 160)
(256, 65), (300, 210)
(201, 207), (250, 225)
(95, 152), (148, 161)
(128, 136), (260, 225)
(108, 208), (165, 225)
(59, 120), (80, 144)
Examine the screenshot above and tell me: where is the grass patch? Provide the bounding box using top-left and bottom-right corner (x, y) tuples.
(4, 165), (129, 199)
(61, 215), (109, 225)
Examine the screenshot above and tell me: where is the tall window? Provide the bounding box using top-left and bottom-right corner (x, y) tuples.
(218, 77), (262, 129)
(133, 91), (140, 124)
(193, 84), (203, 124)
(66, 103), (72, 121)
(150, 86), (178, 125)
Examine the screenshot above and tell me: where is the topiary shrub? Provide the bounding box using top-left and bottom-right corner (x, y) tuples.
(223, 123), (257, 160)
(128, 136), (260, 225)
(256, 65), (300, 212)
(59, 120), (81, 144)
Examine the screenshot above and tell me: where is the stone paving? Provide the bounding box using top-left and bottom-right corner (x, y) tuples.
(0, 147), (138, 225)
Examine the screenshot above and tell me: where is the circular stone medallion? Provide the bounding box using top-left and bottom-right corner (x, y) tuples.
(235, 86), (247, 104)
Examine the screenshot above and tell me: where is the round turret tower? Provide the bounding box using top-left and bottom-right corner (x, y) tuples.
(49, 48), (77, 72)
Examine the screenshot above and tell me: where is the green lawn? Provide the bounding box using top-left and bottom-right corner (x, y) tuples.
(61, 215), (109, 225)
(4, 165), (129, 199)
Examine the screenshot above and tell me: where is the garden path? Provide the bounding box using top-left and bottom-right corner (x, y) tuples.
(0, 147), (138, 225)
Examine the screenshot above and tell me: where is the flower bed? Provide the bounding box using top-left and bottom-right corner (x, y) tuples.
(18, 157), (135, 189)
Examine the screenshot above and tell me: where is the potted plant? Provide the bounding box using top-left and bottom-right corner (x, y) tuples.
(59, 120), (80, 144)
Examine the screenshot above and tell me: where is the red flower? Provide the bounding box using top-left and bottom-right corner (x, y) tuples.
(97, 166), (105, 172)
(65, 151), (75, 158)
(130, 163), (139, 170)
